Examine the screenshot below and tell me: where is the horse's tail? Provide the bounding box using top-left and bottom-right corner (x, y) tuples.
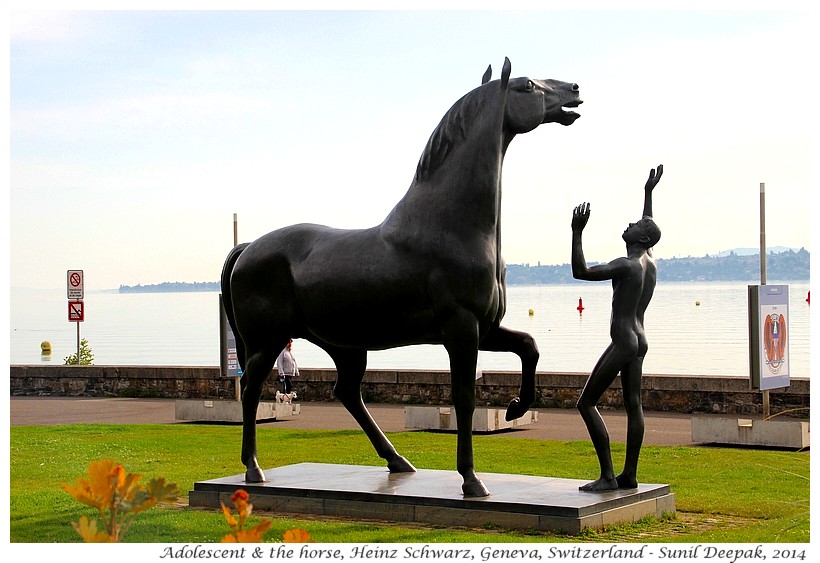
(221, 243), (250, 370)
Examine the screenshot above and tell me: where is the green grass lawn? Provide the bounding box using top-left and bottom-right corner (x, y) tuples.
(9, 424), (809, 543)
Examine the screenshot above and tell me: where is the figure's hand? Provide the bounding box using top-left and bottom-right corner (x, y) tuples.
(645, 164), (663, 192)
(572, 202), (590, 232)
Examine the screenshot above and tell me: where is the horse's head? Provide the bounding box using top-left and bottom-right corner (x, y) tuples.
(484, 58), (582, 134)
(414, 59), (582, 182)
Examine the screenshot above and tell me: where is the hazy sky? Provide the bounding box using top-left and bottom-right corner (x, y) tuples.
(9, 3), (814, 290)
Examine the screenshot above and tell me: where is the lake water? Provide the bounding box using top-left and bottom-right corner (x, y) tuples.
(9, 282), (811, 377)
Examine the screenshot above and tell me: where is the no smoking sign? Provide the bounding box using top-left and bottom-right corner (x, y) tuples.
(67, 270), (84, 299)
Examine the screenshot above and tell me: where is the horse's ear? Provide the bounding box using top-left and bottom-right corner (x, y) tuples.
(481, 65), (492, 85)
(500, 57), (511, 89)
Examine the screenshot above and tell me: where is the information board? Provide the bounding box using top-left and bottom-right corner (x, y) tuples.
(748, 284), (790, 390)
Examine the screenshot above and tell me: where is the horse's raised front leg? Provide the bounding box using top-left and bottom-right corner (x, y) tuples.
(479, 324), (539, 421)
(240, 347), (279, 483)
(327, 346), (415, 473)
(443, 313), (490, 497)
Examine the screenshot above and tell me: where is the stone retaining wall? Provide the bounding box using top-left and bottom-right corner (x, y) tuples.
(9, 364), (809, 417)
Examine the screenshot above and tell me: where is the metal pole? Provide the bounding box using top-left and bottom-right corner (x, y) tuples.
(232, 213), (241, 401)
(233, 213), (238, 247)
(759, 182), (770, 418)
(759, 183), (767, 286)
(76, 322), (81, 365)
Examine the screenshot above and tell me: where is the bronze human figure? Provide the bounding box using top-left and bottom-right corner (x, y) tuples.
(221, 59), (582, 497)
(570, 165), (663, 491)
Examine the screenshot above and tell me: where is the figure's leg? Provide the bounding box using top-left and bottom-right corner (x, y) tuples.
(241, 344), (282, 483)
(442, 311), (489, 497)
(577, 343), (626, 492)
(478, 324), (540, 421)
(327, 346), (415, 473)
(616, 357), (645, 489)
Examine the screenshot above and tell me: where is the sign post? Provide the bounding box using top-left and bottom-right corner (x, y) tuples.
(748, 183), (790, 417)
(219, 214), (242, 400)
(67, 270), (85, 363)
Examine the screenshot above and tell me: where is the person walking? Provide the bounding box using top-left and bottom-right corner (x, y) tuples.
(275, 339), (299, 395)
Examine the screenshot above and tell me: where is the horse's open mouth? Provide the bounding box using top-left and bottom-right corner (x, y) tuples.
(559, 100), (582, 124)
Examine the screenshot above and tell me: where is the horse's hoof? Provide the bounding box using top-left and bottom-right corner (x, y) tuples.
(388, 456), (417, 473)
(505, 397), (530, 421)
(245, 466), (266, 483)
(462, 478), (490, 498)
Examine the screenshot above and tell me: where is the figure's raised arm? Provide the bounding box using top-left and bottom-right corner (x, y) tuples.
(571, 203), (590, 279)
(572, 202), (590, 233)
(642, 164), (663, 218)
(571, 202), (631, 282)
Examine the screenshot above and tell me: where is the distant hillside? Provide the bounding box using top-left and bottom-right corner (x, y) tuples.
(506, 248), (809, 285)
(119, 248), (809, 292)
(717, 246), (796, 257)
(118, 281), (219, 293)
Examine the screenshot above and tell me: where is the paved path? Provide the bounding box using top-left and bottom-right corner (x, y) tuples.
(9, 396), (700, 446)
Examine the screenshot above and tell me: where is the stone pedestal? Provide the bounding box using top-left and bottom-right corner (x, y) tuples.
(691, 416), (809, 449)
(189, 463), (674, 534)
(174, 399), (300, 423)
(404, 405), (537, 432)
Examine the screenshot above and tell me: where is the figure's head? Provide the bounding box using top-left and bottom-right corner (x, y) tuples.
(623, 216), (661, 248)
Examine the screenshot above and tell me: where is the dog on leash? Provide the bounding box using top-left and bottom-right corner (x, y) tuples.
(275, 391), (297, 404)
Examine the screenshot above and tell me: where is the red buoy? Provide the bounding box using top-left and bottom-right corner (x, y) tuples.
(807, 290), (810, 305)
(577, 297), (584, 312)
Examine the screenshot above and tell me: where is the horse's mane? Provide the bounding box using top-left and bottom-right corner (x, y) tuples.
(414, 86), (487, 183)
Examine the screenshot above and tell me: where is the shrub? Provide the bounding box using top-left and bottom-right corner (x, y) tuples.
(64, 339), (94, 365)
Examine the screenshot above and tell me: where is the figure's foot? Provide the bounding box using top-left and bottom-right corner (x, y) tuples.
(462, 476), (490, 498)
(616, 473), (638, 489)
(579, 477), (618, 492)
(505, 396), (532, 421)
(244, 464), (266, 483)
(387, 456), (416, 473)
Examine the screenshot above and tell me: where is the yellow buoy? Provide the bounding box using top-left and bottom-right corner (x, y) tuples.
(528, 308), (534, 316)
(40, 341), (52, 354)
(695, 300), (701, 306)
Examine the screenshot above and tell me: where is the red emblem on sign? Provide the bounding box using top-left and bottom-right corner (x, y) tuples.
(763, 312), (786, 373)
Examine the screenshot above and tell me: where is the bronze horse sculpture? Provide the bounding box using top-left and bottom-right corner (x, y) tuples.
(221, 58), (581, 497)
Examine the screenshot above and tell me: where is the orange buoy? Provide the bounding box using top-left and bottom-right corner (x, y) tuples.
(577, 297), (584, 312)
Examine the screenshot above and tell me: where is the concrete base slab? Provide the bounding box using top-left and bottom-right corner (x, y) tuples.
(692, 416), (809, 449)
(404, 405), (537, 432)
(189, 463), (674, 534)
(175, 400), (300, 423)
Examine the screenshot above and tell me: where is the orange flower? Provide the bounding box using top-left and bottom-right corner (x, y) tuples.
(63, 459), (178, 543)
(283, 528), (312, 543)
(72, 516), (113, 543)
(220, 488), (274, 543)
(221, 502), (239, 529)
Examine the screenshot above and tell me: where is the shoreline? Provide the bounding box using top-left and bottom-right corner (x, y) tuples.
(10, 365), (810, 419)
